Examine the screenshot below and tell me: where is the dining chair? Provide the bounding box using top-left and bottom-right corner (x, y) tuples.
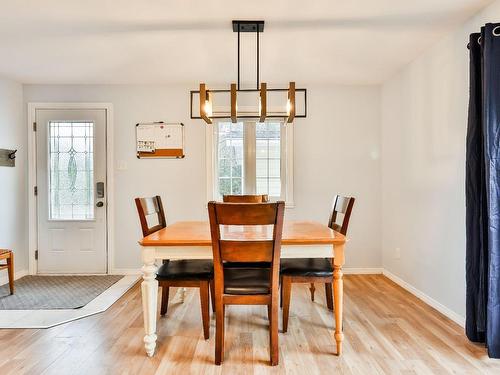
(135, 196), (213, 340)
(222, 194), (269, 203)
(208, 201), (285, 366)
(0, 249), (14, 295)
(280, 195), (355, 333)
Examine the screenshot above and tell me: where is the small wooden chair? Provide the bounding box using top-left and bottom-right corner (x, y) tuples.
(280, 195), (354, 332)
(0, 249), (14, 295)
(208, 201), (285, 366)
(135, 196), (213, 340)
(223, 194), (269, 203)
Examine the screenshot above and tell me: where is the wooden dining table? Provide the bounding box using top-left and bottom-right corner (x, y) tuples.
(139, 220), (347, 357)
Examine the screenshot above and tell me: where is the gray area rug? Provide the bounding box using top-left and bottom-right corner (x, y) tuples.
(0, 275), (123, 310)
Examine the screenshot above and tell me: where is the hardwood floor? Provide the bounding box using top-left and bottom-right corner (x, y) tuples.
(0, 274), (498, 374)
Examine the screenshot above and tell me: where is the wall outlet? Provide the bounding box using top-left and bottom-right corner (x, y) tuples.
(394, 247), (401, 260)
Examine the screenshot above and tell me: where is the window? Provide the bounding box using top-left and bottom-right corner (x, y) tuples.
(48, 122), (94, 220)
(208, 120), (293, 205)
(217, 122), (244, 195)
(256, 122), (282, 197)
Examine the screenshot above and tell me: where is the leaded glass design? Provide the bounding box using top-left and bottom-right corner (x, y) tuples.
(49, 122), (94, 220)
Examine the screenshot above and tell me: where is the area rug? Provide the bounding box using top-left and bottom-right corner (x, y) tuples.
(0, 275), (124, 310)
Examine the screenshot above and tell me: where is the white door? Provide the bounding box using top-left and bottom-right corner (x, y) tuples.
(36, 109), (107, 274)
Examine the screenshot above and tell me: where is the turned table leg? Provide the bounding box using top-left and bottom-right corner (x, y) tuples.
(333, 243), (345, 356)
(141, 246), (158, 357)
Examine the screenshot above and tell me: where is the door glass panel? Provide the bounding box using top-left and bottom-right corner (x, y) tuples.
(48, 122), (94, 220)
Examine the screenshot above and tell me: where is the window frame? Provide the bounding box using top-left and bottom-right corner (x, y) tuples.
(206, 119), (294, 207)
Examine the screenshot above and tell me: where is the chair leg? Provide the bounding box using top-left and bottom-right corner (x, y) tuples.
(280, 276), (283, 308)
(215, 299), (225, 365)
(7, 253), (14, 295)
(209, 280), (215, 313)
(160, 284), (169, 316)
(325, 282), (334, 311)
(309, 283), (316, 302)
(199, 281), (210, 340)
(270, 298), (279, 366)
(282, 276), (292, 333)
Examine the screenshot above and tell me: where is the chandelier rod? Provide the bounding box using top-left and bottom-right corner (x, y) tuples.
(237, 27), (240, 90)
(235, 20), (262, 91)
(256, 27), (259, 90)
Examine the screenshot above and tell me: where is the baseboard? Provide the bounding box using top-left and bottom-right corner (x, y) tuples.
(0, 269), (28, 286)
(343, 267), (383, 274)
(110, 268), (141, 275)
(382, 269), (465, 327)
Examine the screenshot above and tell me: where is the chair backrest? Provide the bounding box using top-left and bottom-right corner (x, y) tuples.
(222, 194), (269, 203)
(327, 195), (355, 235)
(135, 196), (167, 237)
(208, 201), (285, 292)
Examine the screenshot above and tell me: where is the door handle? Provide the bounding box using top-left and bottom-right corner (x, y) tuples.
(96, 182), (105, 198)
(96, 201), (104, 208)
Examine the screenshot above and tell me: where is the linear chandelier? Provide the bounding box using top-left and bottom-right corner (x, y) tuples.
(191, 20), (307, 124)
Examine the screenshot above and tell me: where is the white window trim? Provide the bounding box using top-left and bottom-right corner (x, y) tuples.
(205, 120), (294, 207)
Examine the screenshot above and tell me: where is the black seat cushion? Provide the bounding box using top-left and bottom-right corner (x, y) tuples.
(224, 267), (270, 295)
(156, 260), (213, 281)
(280, 258), (333, 277)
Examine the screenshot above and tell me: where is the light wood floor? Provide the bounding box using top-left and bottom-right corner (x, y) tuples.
(0, 275), (498, 374)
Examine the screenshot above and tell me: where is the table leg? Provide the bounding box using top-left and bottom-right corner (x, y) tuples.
(141, 246), (158, 357)
(333, 243), (345, 356)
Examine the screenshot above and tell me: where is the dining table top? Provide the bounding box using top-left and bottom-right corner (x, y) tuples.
(139, 220), (347, 247)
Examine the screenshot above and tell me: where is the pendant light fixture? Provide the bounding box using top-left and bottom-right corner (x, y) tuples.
(191, 20), (307, 124)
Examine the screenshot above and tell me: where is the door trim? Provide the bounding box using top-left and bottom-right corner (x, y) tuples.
(28, 103), (114, 275)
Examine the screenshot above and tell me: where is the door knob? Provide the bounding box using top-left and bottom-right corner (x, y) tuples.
(96, 201), (104, 207)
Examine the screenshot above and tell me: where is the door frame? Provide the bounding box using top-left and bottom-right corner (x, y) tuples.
(27, 103), (114, 275)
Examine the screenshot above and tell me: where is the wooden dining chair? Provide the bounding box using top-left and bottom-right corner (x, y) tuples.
(208, 201), (285, 366)
(280, 195), (355, 333)
(0, 249), (14, 295)
(222, 194), (269, 203)
(135, 196), (213, 340)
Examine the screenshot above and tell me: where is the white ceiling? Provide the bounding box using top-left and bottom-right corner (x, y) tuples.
(0, 0), (492, 85)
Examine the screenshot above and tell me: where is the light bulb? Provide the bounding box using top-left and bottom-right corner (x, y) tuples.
(204, 100), (212, 117)
(286, 99), (291, 116)
(259, 98), (262, 116)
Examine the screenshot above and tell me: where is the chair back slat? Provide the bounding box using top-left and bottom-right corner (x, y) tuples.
(334, 196), (351, 213)
(328, 195), (355, 235)
(219, 240), (274, 262)
(135, 196), (167, 237)
(208, 201), (285, 289)
(223, 194), (269, 203)
(214, 203), (279, 225)
(139, 197), (161, 215)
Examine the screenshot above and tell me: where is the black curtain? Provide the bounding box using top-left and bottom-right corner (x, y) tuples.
(466, 23), (500, 358)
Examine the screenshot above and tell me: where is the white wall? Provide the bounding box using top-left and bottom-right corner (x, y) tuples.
(381, 0), (500, 320)
(0, 77), (26, 276)
(23, 84), (381, 271)
(289, 86), (381, 269)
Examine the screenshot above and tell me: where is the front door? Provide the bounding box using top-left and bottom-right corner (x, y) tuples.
(36, 109), (107, 274)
